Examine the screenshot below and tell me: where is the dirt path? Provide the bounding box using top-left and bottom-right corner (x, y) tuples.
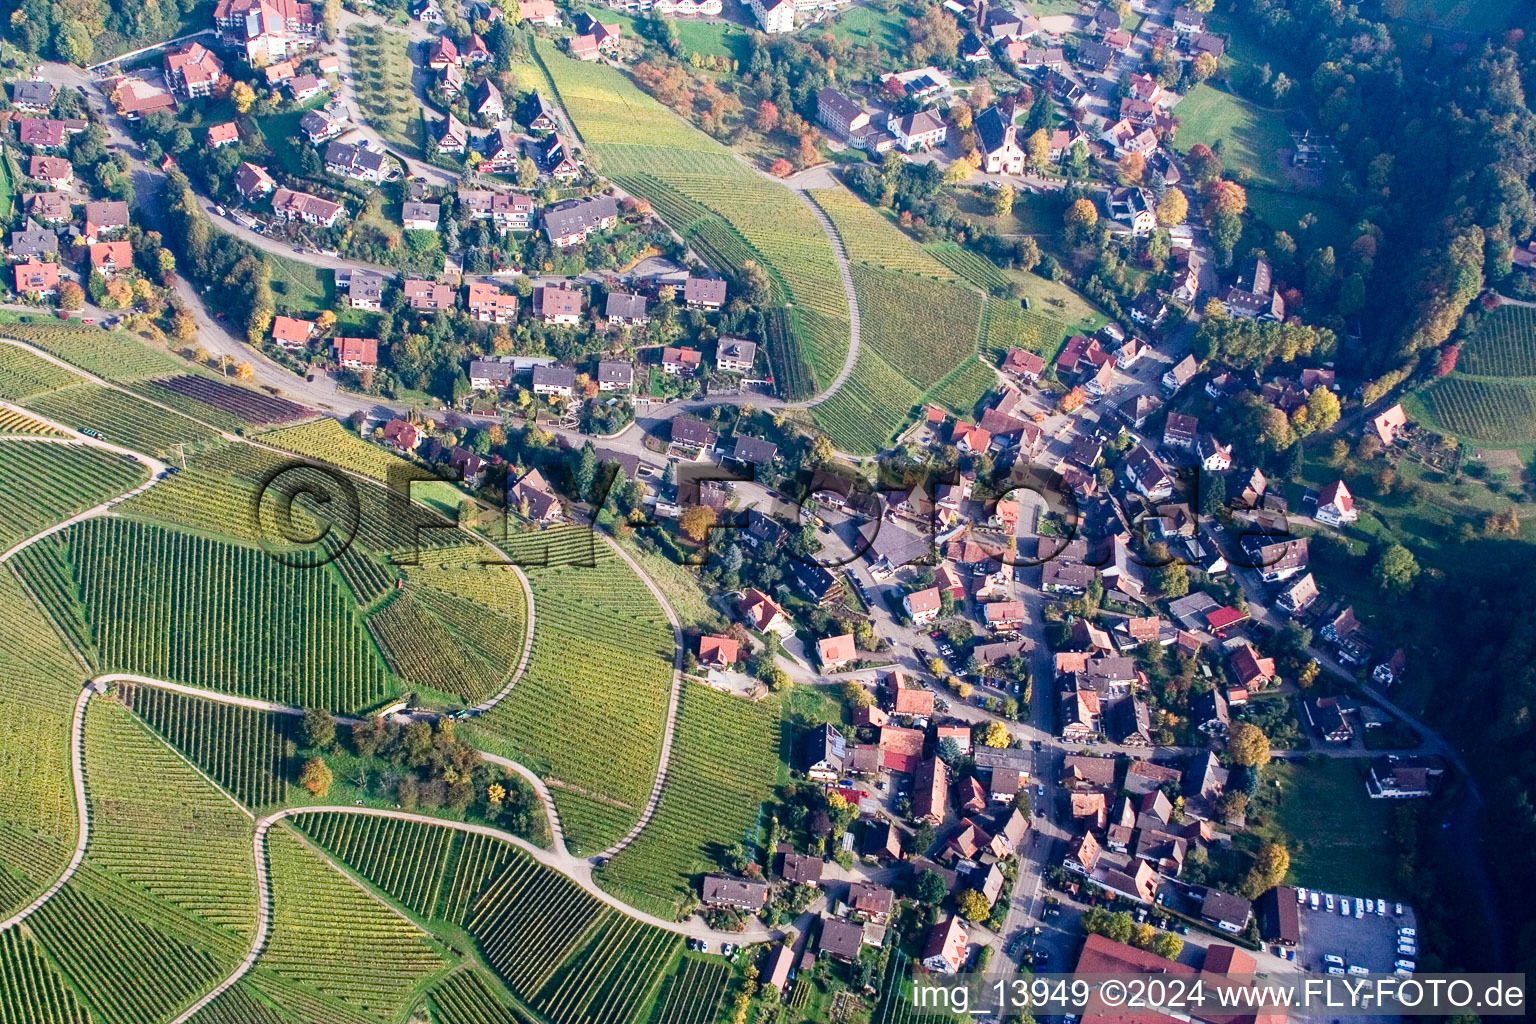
(784, 185), (863, 409)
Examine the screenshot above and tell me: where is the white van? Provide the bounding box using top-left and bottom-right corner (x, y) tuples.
(1310, 893), (1320, 911)
(1323, 955), (1345, 967)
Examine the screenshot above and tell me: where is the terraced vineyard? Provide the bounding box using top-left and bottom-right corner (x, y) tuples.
(0, 929), (90, 1024)
(0, 344), (77, 401)
(262, 827), (450, 1020)
(810, 345), (924, 453)
(596, 683), (780, 920)
(297, 813), (453, 918)
(1462, 305), (1536, 376)
(469, 529), (672, 854)
(1420, 375), (1536, 443)
(129, 685), (293, 809)
(926, 357), (1001, 418)
(431, 971), (538, 1024)
(31, 517), (398, 712)
(650, 958), (730, 1024)
(0, 325), (185, 380)
(261, 417), (412, 484)
(925, 240), (1011, 292)
(811, 187), (963, 282)
(0, 407), (63, 435)
(0, 440), (147, 551)
(24, 383), (225, 458)
(82, 700), (258, 939)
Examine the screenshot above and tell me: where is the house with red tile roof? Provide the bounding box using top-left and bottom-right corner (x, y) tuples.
(270, 315), (315, 349)
(739, 588), (786, 632)
(698, 634), (739, 667)
(817, 633), (856, 671)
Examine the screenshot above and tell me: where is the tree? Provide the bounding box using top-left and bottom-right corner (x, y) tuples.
(1373, 543), (1420, 597)
(956, 888), (991, 921)
(236, 361), (255, 380)
(457, 499), (478, 526)
(1153, 559), (1189, 598)
(991, 183), (1016, 217)
(983, 721), (1009, 748)
(1226, 721), (1271, 767)
(842, 681), (874, 708)
(1157, 187), (1188, 226)
(1241, 842), (1290, 898)
(1152, 932), (1184, 961)
(680, 504), (718, 543)
(302, 708), (336, 750)
(231, 81), (255, 114)
(1201, 472), (1226, 515)
(1191, 52), (1218, 82)
(754, 99), (779, 132)
(1186, 144), (1222, 183)
(299, 757), (333, 796)
(1118, 151), (1146, 184)
(1203, 179), (1247, 217)
(913, 869), (948, 904)
(57, 280), (85, 311)
(1216, 790), (1249, 823)
(1306, 387), (1341, 433)
(1025, 128), (1051, 168)
(1065, 197), (1098, 230)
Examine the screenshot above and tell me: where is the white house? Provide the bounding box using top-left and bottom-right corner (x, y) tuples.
(749, 0), (795, 33)
(1313, 480), (1358, 526)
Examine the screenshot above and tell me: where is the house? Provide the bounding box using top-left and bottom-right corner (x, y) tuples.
(595, 361), (633, 392)
(401, 203), (440, 232)
(698, 634), (739, 667)
(1200, 889), (1252, 934)
(207, 123), (240, 149)
(848, 881), (895, 922)
(903, 587), (942, 625)
(740, 588), (786, 631)
(10, 80), (56, 111)
(466, 283), (519, 324)
(1368, 755), (1445, 799)
(260, 315), (314, 355)
(287, 74), (325, 102)
(1243, 535), (1308, 583)
(1314, 479), (1357, 526)
(427, 35), (461, 69)
(459, 191), (535, 230)
(800, 724), (845, 781)
(88, 241), (133, 279)
(913, 757), (947, 824)
(749, 0), (795, 34)
(519, 0), (561, 24)
(448, 447), (486, 488)
(1230, 645), (1276, 688)
(602, 291), (647, 327)
(1192, 32), (1225, 58)
(265, 60), (296, 84)
(817, 634), (856, 672)
(325, 142), (389, 183)
(340, 270), (384, 311)
(1124, 444), (1174, 501)
(1095, 858), (1159, 904)
(818, 917), (864, 961)
(82, 201), (129, 242)
(538, 284), (584, 325)
(952, 422), (991, 455)
(1106, 697), (1153, 746)
(468, 359), (514, 391)
(1002, 348), (1045, 381)
(661, 346), (703, 375)
(1192, 690), (1228, 737)
(670, 416), (717, 453)
(16, 118), (67, 149)
(1021, 46), (1067, 69)
(1172, 5), (1205, 34)
(24, 192), (72, 225)
(332, 337), (378, 370)
(683, 277), (727, 310)
(464, 33), (491, 64)
(1077, 40), (1114, 72)
(1371, 404), (1407, 445)
(1162, 354), (1197, 393)
(701, 874), (769, 910)
(1117, 393), (1162, 429)
(1116, 337), (1148, 369)
(1163, 412), (1198, 450)
(393, 278), (451, 314)
(816, 87), (871, 140)
(509, 468), (563, 523)
(1197, 434), (1232, 472)
(530, 364), (576, 397)
(543, 196), (619, 247)
(1106, 185), (1156, 236)
(435, 112), (469, 154)
(233, 162), (276, 200)
(164, 42), (224, 98)
(525, 91), (561, 135)
(540, 134), (582, 179)
(1258, 886), (1301, 948)
(887, 109), (947, 151)
(214, 0), (317, 64)
(299, 110), (345, 147)
(1304, 696), (1354, 743)
(1066, 830), (1102, 873)
(1222, 257), (1285, 320)
(1276, 572), (1319, 616)
(380, 419), (421, 452)
(716, 338), (757, 374)
(975, 104), (1025, 174)
(12, 259), (60, 297)
(984, 600), (1026, 632)
(922, 917), (968, 974)
(472, 78), (504, 121)
(9, 219), (58, 261)
(271, 188), (345, 228)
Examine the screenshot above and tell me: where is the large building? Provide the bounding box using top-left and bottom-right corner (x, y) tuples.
(214, 0), (317, 65)
(749, 0), (795, 33)
(975, 105), (1025, 174)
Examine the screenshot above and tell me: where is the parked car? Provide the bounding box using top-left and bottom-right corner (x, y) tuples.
(1399, 927), (1416, 938)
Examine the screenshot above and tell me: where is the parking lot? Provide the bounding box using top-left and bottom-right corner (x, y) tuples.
(1296, 891), (1418, 975)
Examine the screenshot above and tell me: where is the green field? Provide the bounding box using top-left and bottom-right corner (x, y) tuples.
(1249, 759), (1404, 899)
(595, 683), (781, 919)
(0, 150), (14, 222)
(1174, 84), (1294, 191)
(298, 813), (454, 918)
(927, 357), (1002, 418)
(673, 19), (752, 63)
(0, 440), (147, 552)
(825, 2), (906, 52)
(468, 528), (673, 855)
(264, 251), (336, 313)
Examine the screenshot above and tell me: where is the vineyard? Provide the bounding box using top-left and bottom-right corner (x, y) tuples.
(850, 265), (985, 386)
(469, 529), (672, 854)
(1420, 375), (1536, 443)
(0, 407), (63, 435)
(811, 188), (963, 282)
(810, 345), (923, 454)
(596, 683), (780, 920)
(766, 307), (815, 401)
(1461, 304), (1536, 376)
(978, 295), (1060, 363)
(531, 913), (678, 1024)
(0, 344), (77, 401)
(531, 38), (717, 152)
(129, 685), (293, 809)
(183, 982), (298, 1024)
(924, 357), (1000, 418)
(465, 849), (609, 996)
(367, 589), (511, 703)
(0, 439), (147, 550)
(441, 831), (519, 923)
(261, 417), (417, 485)
(82, 700), (258, 939)
(24, 383), (225, 458)
(297, 813), (453, 918)
(431, 971), (538, 1024)
(151, 374), (315, 425)
(262, 826), (450, 1020)
(32, 517), (399, 712)
(0, 325), (185, 380)
(0, 929), (90, 1024)
(649, 958), (730, 1024)
(925, 241), (1011, 292)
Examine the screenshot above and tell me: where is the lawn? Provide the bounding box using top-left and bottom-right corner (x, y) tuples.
(1246, 188), (1352, 253)
(1248, 758), (1404, 899)
(955, 186), (1069, 237)
(1386, 0), (1520, 32)
(825, 3), (907, 53)
(264, 250), (334, 313)
(673, 19), (753, 64)
(1174, 84), (1294, 191)
(0, 149), (14, 221)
